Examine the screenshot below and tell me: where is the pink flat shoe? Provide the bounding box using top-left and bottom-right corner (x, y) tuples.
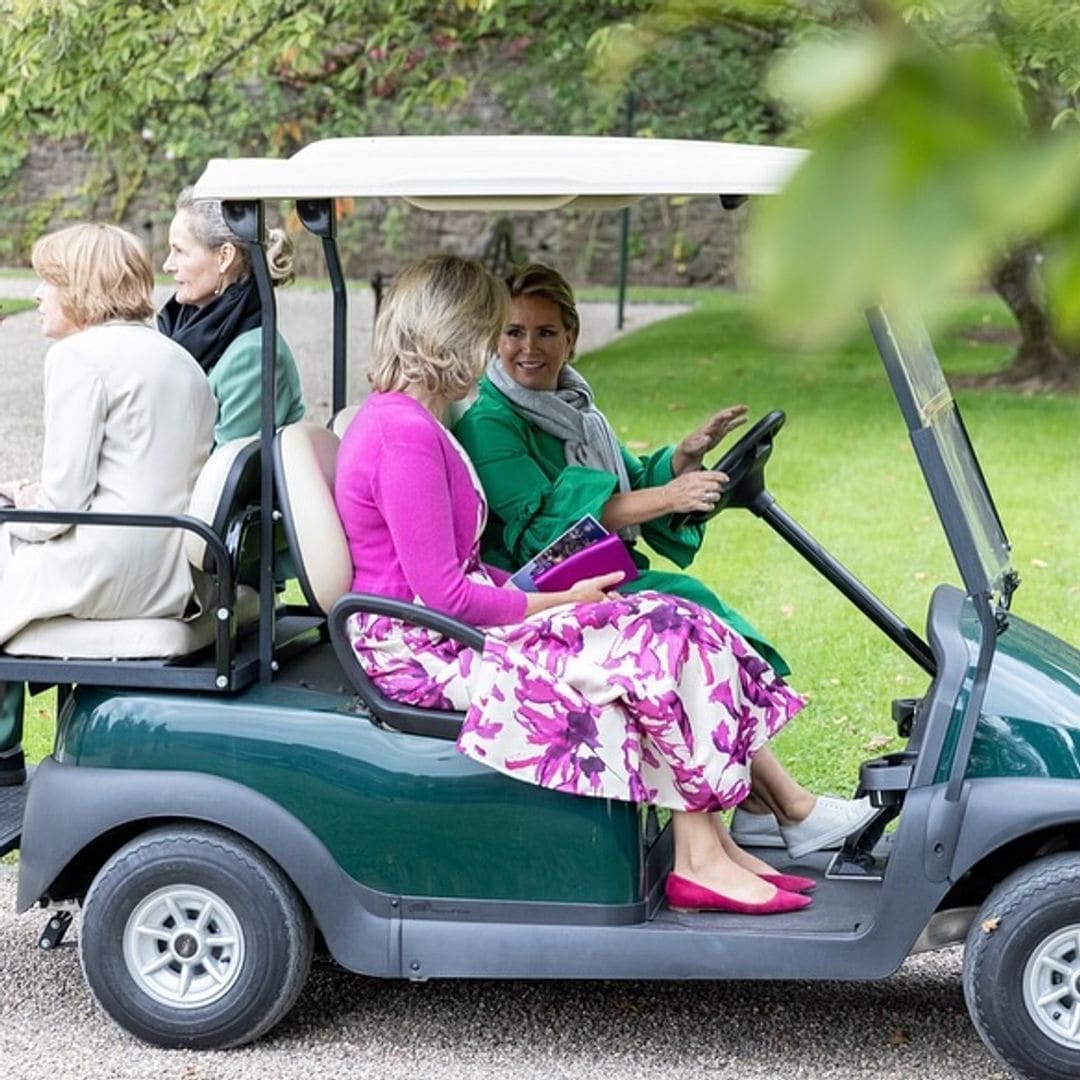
(759, 872), (817, 894)
(665, 873), (813, 915)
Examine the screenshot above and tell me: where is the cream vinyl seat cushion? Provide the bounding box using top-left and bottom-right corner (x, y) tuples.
(3, 437), (261, 660)
(4, 587), (260, 660)
(329, 405), (359, 440)
(273, 423), (353, 615)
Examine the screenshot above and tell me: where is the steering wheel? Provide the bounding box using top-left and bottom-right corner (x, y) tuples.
(669, 409), (786, 531)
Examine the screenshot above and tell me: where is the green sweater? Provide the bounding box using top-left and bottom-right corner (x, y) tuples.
(209, 327), (306, 445)
(453, 376), (788, 674)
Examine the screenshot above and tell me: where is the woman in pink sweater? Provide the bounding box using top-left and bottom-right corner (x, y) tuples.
(334, 255), (813, 916)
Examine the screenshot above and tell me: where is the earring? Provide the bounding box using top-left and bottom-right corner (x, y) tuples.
(214, 272), (225, 297)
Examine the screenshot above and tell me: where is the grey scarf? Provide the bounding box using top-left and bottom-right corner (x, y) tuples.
(485, 357), (640, 541)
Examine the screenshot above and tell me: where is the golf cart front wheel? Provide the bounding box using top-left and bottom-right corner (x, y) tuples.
(79, 824), (313, 1049)
(963, 853), (1080, 1080)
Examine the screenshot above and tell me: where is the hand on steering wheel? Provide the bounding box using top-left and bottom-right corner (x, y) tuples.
(669, 409), (786, 531)
(661, 469), (729, 515)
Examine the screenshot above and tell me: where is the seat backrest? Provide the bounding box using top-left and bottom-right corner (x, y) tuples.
(273, 423), (353, 615)
(329, 404), (360, 440)
(183, 436), (260, 572)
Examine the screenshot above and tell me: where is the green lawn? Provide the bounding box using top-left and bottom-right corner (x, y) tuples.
(0, 297), (34, 316)
(575, 290), (1080, 796)
(20, 290), (1080, 801)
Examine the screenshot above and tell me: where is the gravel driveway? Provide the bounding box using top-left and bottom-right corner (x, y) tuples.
(0, 865), (1009, 1080)
(0, 279), (688, 479)
(0, 282), (1009, 1079)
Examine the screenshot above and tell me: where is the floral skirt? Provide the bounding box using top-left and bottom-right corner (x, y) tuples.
(347, 591), (804, 812)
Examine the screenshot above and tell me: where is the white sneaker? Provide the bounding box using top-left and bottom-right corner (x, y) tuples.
(780, 796), (879, 861)
(729, 806), (786, 848)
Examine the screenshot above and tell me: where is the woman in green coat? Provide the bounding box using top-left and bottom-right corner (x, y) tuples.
(453, 263), (876, 859)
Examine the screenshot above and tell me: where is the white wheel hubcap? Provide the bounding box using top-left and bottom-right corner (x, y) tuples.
(123, 885), (245, 1008)
(1023, 924), (1080, 1049)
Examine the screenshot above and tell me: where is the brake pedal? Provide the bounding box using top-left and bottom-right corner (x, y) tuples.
(825, 804), (898, 881)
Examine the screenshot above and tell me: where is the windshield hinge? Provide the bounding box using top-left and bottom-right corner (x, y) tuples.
(999, 569), (1021, 613)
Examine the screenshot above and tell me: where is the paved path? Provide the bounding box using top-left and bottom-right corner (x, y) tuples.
(0, 282), (1008, 1078)
(0, 278), (688, 478)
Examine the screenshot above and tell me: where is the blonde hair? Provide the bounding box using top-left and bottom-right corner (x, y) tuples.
(369, 255), (508, 398)
(31, 224), (154, 327)
(175, 187), (294, 287)
(505, 262), (580, 357)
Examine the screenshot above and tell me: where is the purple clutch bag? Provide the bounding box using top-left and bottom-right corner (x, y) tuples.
(533, 534), (639, 593)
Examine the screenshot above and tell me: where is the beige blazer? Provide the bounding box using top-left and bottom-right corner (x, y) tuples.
(0, 321), (216, 644)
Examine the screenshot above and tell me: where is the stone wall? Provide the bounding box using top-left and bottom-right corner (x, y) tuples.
(1, 140), (163, 263)
(303, 194), (747, 286)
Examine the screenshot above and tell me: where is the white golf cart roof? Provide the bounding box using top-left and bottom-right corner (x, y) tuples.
(193, 135), (807, 209)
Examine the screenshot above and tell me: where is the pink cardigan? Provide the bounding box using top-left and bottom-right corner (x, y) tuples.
(334, 392), (528, 627)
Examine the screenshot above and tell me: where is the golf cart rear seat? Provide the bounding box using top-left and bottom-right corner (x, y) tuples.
(273, 421), (482, 739)
(329, 406), (358, 438)
(0, 436), (265, 692)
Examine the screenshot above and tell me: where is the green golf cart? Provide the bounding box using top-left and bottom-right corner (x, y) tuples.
(3, 136), (1080, 1080)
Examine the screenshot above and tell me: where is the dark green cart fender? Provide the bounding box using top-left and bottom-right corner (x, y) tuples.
(18, 757), (401, 974)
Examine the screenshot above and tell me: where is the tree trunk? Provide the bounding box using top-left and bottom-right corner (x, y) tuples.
(989, 244), (1080, 391)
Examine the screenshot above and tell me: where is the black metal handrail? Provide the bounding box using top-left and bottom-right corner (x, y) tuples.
(327, 593), (486, 740)
(0, 508), (239, 685)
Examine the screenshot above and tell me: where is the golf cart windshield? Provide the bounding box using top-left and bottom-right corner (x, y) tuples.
(868, 307), (1015, 610)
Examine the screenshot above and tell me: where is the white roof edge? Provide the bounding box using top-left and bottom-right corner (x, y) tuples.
(192, 136), (806, 202)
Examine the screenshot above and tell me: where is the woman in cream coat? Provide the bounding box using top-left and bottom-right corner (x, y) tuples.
(0, 223), (216, 785)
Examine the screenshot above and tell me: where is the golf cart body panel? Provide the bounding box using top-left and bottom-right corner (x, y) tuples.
(27, 675), (643, 906)
(12, 749), (952, 983)
(25, 735), (1080, 985)
(18, 756), (400, 976)
(966, 614), (1080, 782)
(18, 581), (1080, 983)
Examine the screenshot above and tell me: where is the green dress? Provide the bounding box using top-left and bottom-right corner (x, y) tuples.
(452, 376), (789, 675)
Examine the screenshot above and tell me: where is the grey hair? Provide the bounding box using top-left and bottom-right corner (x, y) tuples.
(368, 255), (508, 398)
(174, 186), (294, 286)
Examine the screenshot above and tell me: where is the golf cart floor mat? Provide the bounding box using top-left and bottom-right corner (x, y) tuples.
(0, 766), (32, 857)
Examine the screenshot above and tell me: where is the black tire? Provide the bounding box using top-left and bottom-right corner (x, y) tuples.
(963, 853), (1080, 1080)
(79, 824), (313, 1049)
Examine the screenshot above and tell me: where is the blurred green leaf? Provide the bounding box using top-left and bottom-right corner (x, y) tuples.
(748, 41), (1080, 344)
(769, 33), (898, 123)
(1044, 217), (1080, 341)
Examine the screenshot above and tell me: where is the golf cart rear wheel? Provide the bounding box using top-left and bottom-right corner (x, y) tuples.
(963, 853), (1080, 1080)
(79, 824), (313, 1049)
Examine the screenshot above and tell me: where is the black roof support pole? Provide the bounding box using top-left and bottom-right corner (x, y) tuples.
(224, 200), (276, 684)
(297, 200), (347, 415)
